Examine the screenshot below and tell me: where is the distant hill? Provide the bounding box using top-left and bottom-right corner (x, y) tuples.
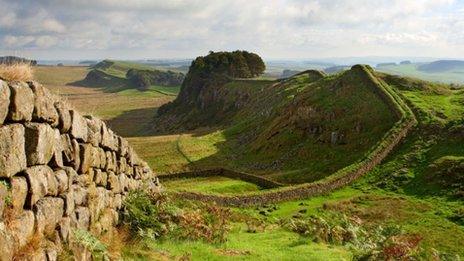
(324, 65), (350, 74)
(281, 69), (300, 78)
(376, 62), (396, 67)
(0, 56), (37, 65)
(418, 60), (464, 73)
(79, 60), (98, 65)
(75, 60), (185, 91)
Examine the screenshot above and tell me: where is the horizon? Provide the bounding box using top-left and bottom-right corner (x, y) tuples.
(1, 0), (463, 60)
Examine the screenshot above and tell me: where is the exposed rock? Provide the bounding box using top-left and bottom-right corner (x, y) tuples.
(24, 123), (55, 166)
(29, 82), (59, 126)
(9, 210), (35, 250)
(105, 151), (116, 171)
(7, 81), (34, 122)
(10, 176), (28, 214)
(0, 124), (26, 177)
(95, 170), (108, 187)
(70, 110), (88, 142)
(24, 165), (52, 208)
(54, 101), (71, 133)
(0, 80), (10, 125)
(34, 197), (64, 237)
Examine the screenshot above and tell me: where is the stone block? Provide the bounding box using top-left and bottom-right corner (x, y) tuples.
(10, 176), (28, 214)
(84, 116), (102, 147)
(9, 210), (35, 250)
(54, 101), (71, 133)
(24, 123), (55, 166)
(55, 169), (69, 195)
(29, 82), (59, 126)
(34, 197), (64, 237)
(24, 165), (52, 208)
(7, 81), (34, 122)
(0, 124), (26, 177)
(70, 110), (88, 142)
(0, 80), (10, 125)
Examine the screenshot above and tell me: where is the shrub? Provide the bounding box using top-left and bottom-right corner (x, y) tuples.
(122, 190), (231, 243)
(72, 229), (108, 260)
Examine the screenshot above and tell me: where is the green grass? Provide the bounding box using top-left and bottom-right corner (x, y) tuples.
(163, 176), (261, 195)
(123, 225), (351, 260)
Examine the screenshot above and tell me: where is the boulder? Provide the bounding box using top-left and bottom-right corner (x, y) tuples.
(54, 101), (71, 133)
(29, 82), (59, 126)
(24, 123), (55, 166)
(10, 176), (28, 214)
(9, 210), (35, 250)
(0, 124), (26, 177)
(7, 81), (34, 122)
(70, 110), (88, 142)
(34, 197), (64, 237)
(0, 222), (14, 261)
(0, 80), (10, 125)
(24, 165), (52, 208)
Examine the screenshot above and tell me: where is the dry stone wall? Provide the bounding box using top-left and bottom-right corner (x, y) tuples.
(0, 79), (159, 260)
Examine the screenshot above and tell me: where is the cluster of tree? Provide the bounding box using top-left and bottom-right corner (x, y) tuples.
(0, 56), (37, 65)
(189, 50), (265, 79)
(126, 69), (184, 91)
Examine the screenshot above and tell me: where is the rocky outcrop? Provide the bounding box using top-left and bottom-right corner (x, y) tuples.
(0, 80), (159, 260)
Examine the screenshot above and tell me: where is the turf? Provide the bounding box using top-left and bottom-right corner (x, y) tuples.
(163, 176), (261, 195)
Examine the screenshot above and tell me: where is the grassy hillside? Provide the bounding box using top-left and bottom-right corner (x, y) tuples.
(376, 62), (464, 84)
(154, 67), (397, 184)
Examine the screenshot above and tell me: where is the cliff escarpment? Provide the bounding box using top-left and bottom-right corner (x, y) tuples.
(0, 79), (159, 260)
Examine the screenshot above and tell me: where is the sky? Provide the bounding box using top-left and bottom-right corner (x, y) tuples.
(0, 0), (463, 60)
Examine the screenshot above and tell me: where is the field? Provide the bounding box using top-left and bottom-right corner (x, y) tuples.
(35, 64), (464, 260)
(377, 63), (464, 84)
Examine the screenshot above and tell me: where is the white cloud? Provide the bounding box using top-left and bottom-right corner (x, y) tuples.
(0, 0), (462, 59)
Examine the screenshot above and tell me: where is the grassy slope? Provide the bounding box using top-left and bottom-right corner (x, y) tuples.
(34, 65), (178, 137)
(35, 65), (464, 258)
(155, 69), (396, 184)
(158, 72), (464, 259)
(377, 63), (464, 84)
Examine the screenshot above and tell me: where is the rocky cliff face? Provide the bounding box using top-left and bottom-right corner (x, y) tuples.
(0, 79), (159, 260)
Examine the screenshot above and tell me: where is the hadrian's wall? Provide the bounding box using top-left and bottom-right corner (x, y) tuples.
(0, 79), (159, 260)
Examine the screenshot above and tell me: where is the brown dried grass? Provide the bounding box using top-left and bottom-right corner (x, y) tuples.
(0, 63), (34, 82)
